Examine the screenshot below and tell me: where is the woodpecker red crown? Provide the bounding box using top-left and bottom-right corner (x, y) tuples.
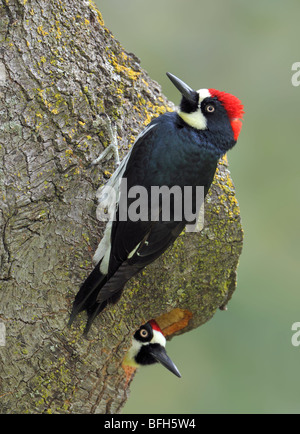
(209, 89), (244, 140)
(149, 319), (162, 333)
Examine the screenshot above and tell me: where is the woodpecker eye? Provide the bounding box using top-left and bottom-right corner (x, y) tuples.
(205, 104), (215, 113)
(140, 328), (149, 338)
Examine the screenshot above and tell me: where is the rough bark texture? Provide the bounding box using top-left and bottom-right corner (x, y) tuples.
(0, 0), (243, 413)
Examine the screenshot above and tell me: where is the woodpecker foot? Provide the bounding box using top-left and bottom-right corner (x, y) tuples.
(91, 116), (120, 168)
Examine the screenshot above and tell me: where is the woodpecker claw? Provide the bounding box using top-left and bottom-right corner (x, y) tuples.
(91, 117), (120, 168)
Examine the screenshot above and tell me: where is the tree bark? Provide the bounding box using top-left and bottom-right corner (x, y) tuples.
(0, 0), (243, 413)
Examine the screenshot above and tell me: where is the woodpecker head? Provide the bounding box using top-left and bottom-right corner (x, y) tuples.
(167, 72), (244, 150)
(124, 319), (181, 378)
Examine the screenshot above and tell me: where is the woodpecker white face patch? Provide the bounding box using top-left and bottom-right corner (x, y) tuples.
(197, 88), (212, 101)
(123, 339), (142, 367)
(151, 329), (166, 347)
(178, 109), (207, 130)
(178, 88), (211, 130)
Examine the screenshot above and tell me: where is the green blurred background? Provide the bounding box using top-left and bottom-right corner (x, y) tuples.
(96, 0), (300, 413)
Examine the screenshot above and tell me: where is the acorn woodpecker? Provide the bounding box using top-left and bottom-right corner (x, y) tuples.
(124, 319), (181, 378)
(69, 72), (244, 333)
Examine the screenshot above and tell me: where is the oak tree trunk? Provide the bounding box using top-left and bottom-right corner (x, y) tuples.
(0, 0), (243, 413)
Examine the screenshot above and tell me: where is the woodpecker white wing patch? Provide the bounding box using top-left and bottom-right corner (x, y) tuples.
(127, 242), (141, 259)
(98, 226), (112, 274)
(178, 88), (211, 130)
(93, 123), (158, 272)
(93, 151), (132, 270)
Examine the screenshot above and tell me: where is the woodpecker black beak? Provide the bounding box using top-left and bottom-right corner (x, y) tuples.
(166, 72), (196, 104)
(148, 344), (181, 378)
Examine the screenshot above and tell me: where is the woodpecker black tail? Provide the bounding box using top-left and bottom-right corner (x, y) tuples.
(69, 221), (185, 334)
(69, 262), (139, 334)
(68, 264), (107, 330)
(69, 72), (244, 333)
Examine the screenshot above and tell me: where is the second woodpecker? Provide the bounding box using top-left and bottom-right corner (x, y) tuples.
(124, 319), (181, 378)
(69, 72), (244, 333)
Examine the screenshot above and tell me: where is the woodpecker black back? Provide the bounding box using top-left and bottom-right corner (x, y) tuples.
(69, 72), (244, 334)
